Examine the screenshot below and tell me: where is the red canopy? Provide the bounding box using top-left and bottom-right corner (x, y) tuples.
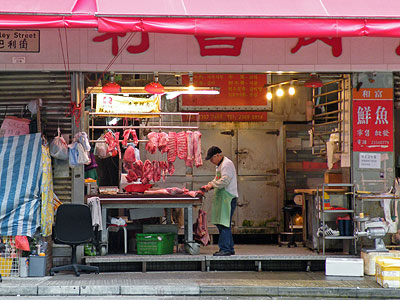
(0, 0), (97, 28)
(1, 0), (400, 37)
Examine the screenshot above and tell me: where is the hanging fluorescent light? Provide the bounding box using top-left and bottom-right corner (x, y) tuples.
(165, 89), (220, 100)
(304, 74), (323, 88)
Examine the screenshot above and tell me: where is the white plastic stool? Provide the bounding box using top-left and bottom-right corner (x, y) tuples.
(106, 224), (128, 254)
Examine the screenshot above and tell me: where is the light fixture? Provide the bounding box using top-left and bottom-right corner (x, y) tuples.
(266, 87), (272, 100)
(102, 72), (121, 93)
(165, 89), (220, 100)
(144, 72), (165, 94)
(188, 72), (195, 92)
(304, 74), (323, 88)
(276, 85), (284, 97)
(288, 83), (295, 96)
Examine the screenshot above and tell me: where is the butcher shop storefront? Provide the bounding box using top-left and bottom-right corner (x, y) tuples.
(1, 0), (400, 275)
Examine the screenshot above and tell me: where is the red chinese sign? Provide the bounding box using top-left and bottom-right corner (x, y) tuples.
(92, 32), (149, 56)
(352, 88), (393, 152)
(181, 73), (270, 108)
(291, 37), (342, 57)
(195, 36), (244, 56)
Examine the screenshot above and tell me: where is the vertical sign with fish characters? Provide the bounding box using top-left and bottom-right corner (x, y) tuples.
(352, 88), (393, 152)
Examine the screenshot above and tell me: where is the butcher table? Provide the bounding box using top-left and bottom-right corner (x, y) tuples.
(96, 194), (203, 255)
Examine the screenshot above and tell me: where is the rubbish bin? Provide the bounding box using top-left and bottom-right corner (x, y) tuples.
(28, 255), (46, 277)
(19, 257), (29, 277)
(337, 215), (352, 236)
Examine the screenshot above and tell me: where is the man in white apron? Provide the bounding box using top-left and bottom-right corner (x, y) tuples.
(202, 146), (238, 256)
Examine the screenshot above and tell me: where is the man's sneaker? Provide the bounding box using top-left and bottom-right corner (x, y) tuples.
(317, 224), (339, 237)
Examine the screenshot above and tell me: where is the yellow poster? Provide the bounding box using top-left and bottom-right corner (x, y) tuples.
(96, 94), (160, 117)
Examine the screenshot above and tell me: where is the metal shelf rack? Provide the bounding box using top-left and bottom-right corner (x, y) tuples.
(316, 183), (356, 255)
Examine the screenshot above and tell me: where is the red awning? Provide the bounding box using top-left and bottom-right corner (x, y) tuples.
(0, 0), (97, 28)
(2, 0), (400, 37)
(94, 0), (400, 37)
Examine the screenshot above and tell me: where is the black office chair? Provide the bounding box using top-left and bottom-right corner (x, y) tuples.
(50, 204), (99, 277)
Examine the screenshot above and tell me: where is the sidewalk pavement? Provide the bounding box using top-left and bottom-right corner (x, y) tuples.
(1, 271), (399, 299)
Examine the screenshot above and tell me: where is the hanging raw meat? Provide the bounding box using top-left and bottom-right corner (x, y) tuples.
(159, 161), (168, 181)
(141, 160), (153, 184)
(133, 160), (144, 178)
(193, 131), (203, 168)
(158, 132), (169, 153)
(194, 209), (210, 246)
(124, 159), (144, 183)
(152, 160), (161, 182)
(186, 131), (194, 167)
(177, 131), (187, 160)
(123, 145), (136, 163)
(167, 132), (177, 162)
(168, 161), (175, 175)
(126, 169), (138, 183)
(146, 132), (158, 154)
(104, 130), (120, 157)
(122, 129), (138, 146)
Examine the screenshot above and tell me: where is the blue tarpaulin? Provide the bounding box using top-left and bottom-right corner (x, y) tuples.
(0, 133), (42, 237)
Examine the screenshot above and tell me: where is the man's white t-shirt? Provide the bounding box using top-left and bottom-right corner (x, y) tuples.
(209, 156), (238, 198)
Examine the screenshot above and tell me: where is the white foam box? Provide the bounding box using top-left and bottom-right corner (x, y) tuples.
(376, 257), (400, 288)
(361, 251), (393, 275)
(325, 257), (364, 276)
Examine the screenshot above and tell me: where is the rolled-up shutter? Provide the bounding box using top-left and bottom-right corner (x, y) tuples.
(0, 71), (72, 202)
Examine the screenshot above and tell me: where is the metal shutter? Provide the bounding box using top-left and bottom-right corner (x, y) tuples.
(0, 71), (72, 202)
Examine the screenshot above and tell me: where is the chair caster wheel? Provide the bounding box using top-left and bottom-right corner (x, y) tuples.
(100, 246), (107, 256)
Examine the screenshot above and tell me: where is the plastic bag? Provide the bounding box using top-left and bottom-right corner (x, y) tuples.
(94, 134), (111, 159)
(84, 244), (96, 256)
(15, 236), (30, 251)
(68, 142), (80, 167)
(50, 128), (69, 160)
(77, 143), (90, 165)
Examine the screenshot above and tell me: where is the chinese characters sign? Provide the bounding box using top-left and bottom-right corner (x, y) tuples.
(359, 153), (381, 169)
(181, 73), (270, 109)
(291, 37), (342, 57)
(95, 94), (160, 117)
(195, 36), (244, 56)
(352, 88), (393, 152)
(0, 30), (39, 52)
(0, 116), (30, 137)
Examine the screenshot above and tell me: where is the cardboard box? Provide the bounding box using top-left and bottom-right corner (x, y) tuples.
(324, 171), (342, 184)
(376, 257), (400, 288)
(325, 257), (364, 276)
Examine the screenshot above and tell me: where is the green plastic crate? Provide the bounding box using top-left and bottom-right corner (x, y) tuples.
(136, 232), (175, 255)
